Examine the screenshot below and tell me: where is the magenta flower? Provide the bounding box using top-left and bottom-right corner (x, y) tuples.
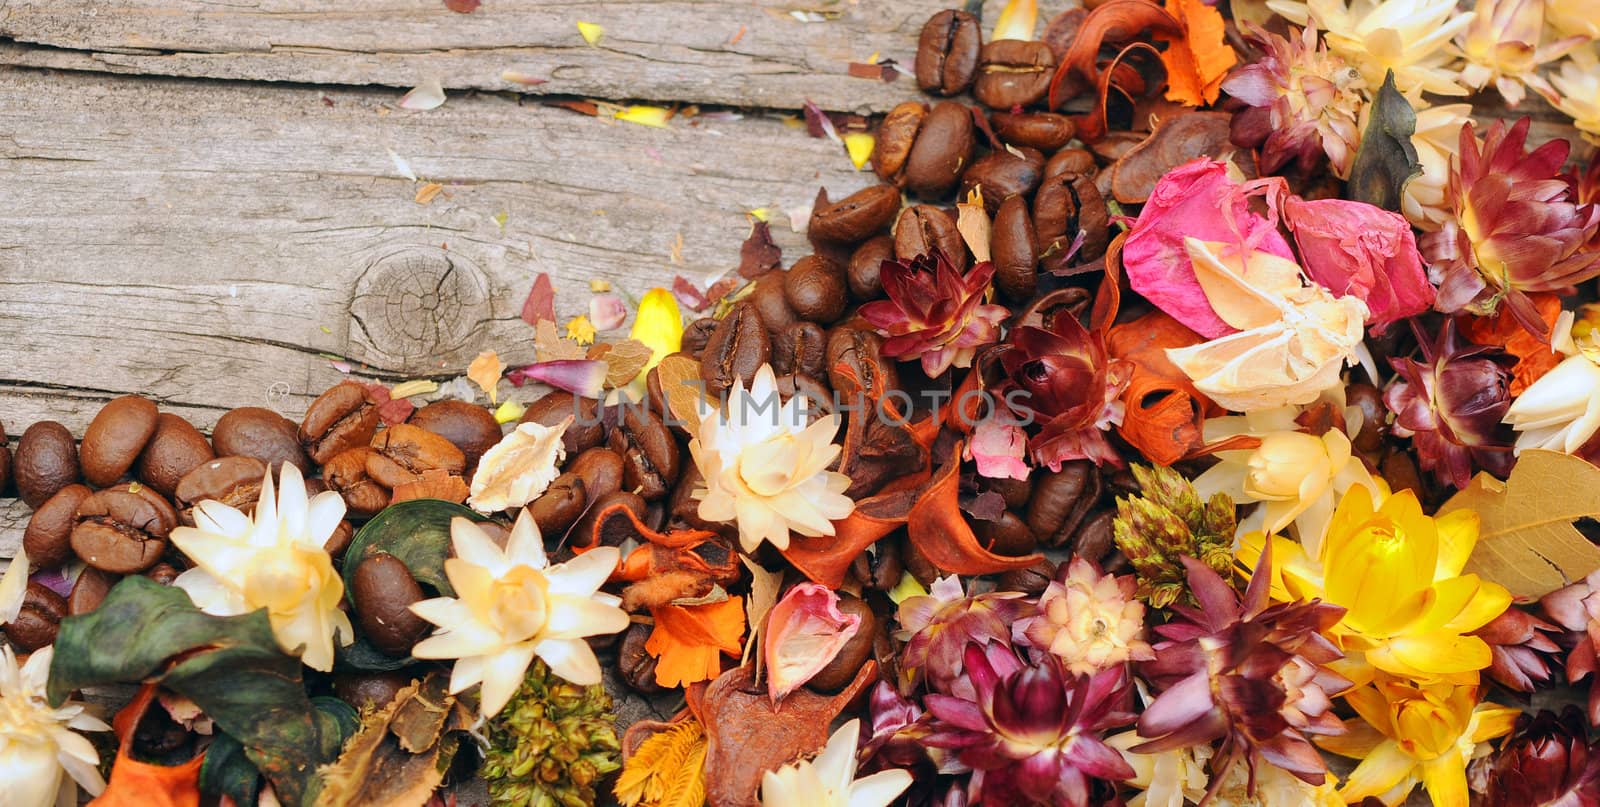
(922, 643), (1135, 807)
(1383, 319), (1516, 489)
(997, 312), (1132, 471)
(897, 576), (1029, 696)
(1283, 196), (1435, 332)
(859, 254), (1009, 377)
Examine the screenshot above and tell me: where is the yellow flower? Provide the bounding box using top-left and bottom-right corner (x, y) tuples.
(410, 512), (627, 718)
(565, 314), (597, 346)
(1551, 45), (1600, 146)
(1268, 0), (1472, 96)
(1249, 485), (1512, 685)
(690, 364), (855, 553)
(1321, 676), (1517, 806)
(1194, 404), (1379, 554)
(1547, 0), (1600, 39)
(759, 719), (912, 807)
(1399, 103), (1475, 230)
(1452, 0), (1584, 106)
(171, 463), (354, 671)
(0, 646), (109, 807)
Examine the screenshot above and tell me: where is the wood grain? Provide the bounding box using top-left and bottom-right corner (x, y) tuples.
(0, 0), (970, 114)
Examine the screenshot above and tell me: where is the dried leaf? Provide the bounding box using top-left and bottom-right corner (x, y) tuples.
(601, 339), (656, 388)
(317, 673), (474, 807)
(740, 558), (783, 669)
(535, 319), (588, 362)
(801, 99), (841, 143)
(646, 597), (746, 688)
(398, 78), (446, 111)
(467, 350), (503, 404)
(1155, 0), (1236, 106)
(1438, 450), (1600, 600)
(956, 188), (992, 263)
(444, 0), (480, 12)
(520, 273), (556, 327)
(0, 546), (28, 624)
(615, 720), (707, 807)
(468, 419), (569, 513)
(1346, 72), (1421, 212)
(738, 221), (782, 279)
(656, 354), (707, 439)
(413, 182), (444, 204)
(577, 21), (605, 45)
(1108, 310), (1217, 465)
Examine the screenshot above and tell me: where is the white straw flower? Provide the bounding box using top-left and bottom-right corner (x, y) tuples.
(1268, 0), (1473, 96)
(171, 463), (353, 672)
(1505, 311), (1600, 455)
(760, 719), (912, 807)
(1399, 103), (1475, 231)
(1551, 45), (1600, 146)
(690, 364), (855, 553)
(409, 512), (626, 719)
(0, 646), (110, 807)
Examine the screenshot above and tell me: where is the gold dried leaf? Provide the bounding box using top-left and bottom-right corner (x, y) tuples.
(654, 354), (707, 439)
(536, 319), (588, 363)
(467, 350), (504, 404)
(316, 672), (474, 807)
(956, 188), (992, 264)
(740, 556), (783, 671)
(615, 720), (707, 807)
(1439, 449), (1600, 600)
(414, 182), (445, 205)
(602, 339), (656, 388)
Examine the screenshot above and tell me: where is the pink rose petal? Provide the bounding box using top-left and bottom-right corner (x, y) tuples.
(506, 360), (607, 398)
(588, 292), (628, 331)
(764, 583), (862, 703)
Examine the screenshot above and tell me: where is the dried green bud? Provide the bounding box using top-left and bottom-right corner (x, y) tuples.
(1112, 464), (1239, 607)
(483, 660), (622, 807)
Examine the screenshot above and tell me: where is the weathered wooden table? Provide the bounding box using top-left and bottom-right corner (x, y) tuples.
(0, 2), (1582, 805)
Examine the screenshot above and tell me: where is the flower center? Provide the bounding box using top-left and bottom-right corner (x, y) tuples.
(488, 566), (551, 644)
(244, 543), (323, 616)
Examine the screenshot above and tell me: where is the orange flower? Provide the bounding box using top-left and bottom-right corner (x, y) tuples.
(1461, 292), (1564, 395)
(646, 597), (746, 688)
(1156, 0), (1238, 106)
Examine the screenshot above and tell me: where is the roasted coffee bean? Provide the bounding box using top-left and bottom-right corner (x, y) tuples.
(79, 395), (160, 488)
(772, 322), (828, 378)
(607, 408), (679, 501)
(572, 490), (649, 548)
(1073, 509), (1117, 563)
(807, 595), (877, 693)
(1034, 172), (1110, 266)
(902, 535), (939, 585)
(973, 40), (1056, 109)
(136, 413), (215, 498)
(808, 184), (902, 244)
(324, 447), (390, 519)
(904, 101), (976, 199)
(409, 400), (502, 475)
(983, 475), (1035, 512)
(0, 423), (10, 498)
(958, 147), (1044, 214)
(783, 255), (849, 324)
(991, 111), (1077, 152)
(6, 583), (66, 652)
(333, 672), (414, 712)
(682, 317), (720, 357)
(569, 447), (625, 501)
(872, 102), (928, 186)
(14, 421), (81, 508)
(367, 424), (466, 488)
(619, 624), (667, 694)
(214, 407), (311, 473)
(521, 391), (604, 455)
(174, 456), (266, 523)
(351, 552), (432, 657)
(24, 484), (93, 569)
(1381, 450), (1426, 501)
(529, 473), (587, 537)
(1044, 148), (1097, 179)
(701, 303), (772, 395)
(991, 194), (1039, 301)
(915, 9), (981, 96)
(748, 271), (799, 335)
(893, 204), (965, 267)
(826, 325), (899, 404)
(846, 235), (895, 300)
(71, 484), (177, 574)
(775, 373), (834, 419)
(1025, 462), (1102, 548)
(68, 567), (116, 617)
(322, 520), (355, 561)
(1346, 382), (1388, 455)
(299, 382), (381, 466)
(144, 562), (181, 586)
(1016, 287), (1092, 331)
(973, 511), (1038, 556)
(857, 539), (904, 592)
(997, 558), (1058, 595)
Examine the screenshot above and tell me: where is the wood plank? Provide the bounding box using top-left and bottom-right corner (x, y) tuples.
(0, 0), (964, 113)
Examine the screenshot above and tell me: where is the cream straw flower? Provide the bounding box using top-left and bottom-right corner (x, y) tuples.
(1452, 0), (1583, 106)
(1551, 45), (1600, 146)
(409, 512), (626, 719)
(1547, 0), (1600, 39)
(171, 463), (353, 672)
(1106, 731), (1210, 807)
(1399, 103), (1475, 230)
(1504, 309), (1600, 455)
(0, 646), (110, 807)
(690, 364), (855, 553)
(759, 719), (912, 807)
(1267, 0), (1473, 96)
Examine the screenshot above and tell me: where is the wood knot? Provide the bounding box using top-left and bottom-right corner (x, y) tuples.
(347, 246), (492, 374)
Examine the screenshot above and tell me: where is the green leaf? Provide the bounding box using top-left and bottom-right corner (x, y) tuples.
(199, 698), (360, 807)
(47, 577), (336, 807)
(1345, 70), (1421, 211)
(342, 498), (491, 600)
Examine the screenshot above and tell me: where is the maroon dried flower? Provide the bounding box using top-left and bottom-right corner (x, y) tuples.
(859, 253), (1009, 377)
(1222, 24), (1366, 177)
(1134, 549), (1349, 797)
(896, 576), (1029, 695)
(997, 311), (1132, 471)
(1482, 706), (1600, 807)
(1384, 319), (1516, 489)
(1473, 607), (1563, 694)
(1541, 570), (1600, 724)
(923, 643), (1135, 807)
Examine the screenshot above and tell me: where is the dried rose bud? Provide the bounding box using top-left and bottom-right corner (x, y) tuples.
(1483, 706), (1600, 807)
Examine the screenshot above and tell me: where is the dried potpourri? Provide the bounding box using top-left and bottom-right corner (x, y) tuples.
(7, 1), (1600, 806)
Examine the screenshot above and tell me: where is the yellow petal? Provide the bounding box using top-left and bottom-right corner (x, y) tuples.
(468, 350), (504, 404)
(1338, 741), (1417, 802)
(615, 105), (674, 128)
(1436, 576), (1512, 634)
(630, 288), (684, 373)
(1432, 509), (1480, 579)
(842, 132), (875, 170)
(991, 0), (1037, 41)
(1419, 750), (1469, 807)
(566, 315), (597, 345)
(493, 399), (526, 424)
(1469, 704), (1521, 743)
(577, 21), (604, 46)
(1369, 634), (1491, 677)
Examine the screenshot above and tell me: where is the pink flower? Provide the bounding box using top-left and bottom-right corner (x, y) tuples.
(967, 417), (1030, 481)
(859, 254), (1010, 377)
(1122, 159), (1296, 339)
(1284, 197), (1435, 332)
(763, 583), (862, 703)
